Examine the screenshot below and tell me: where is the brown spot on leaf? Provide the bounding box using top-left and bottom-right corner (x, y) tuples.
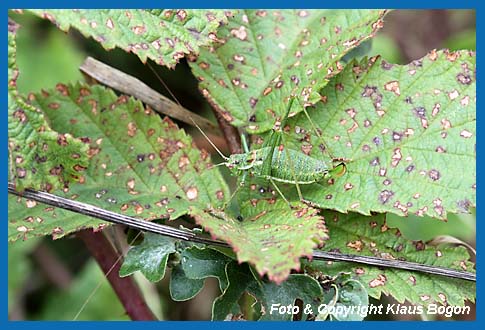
(231, 26), (248, 40)
(460, 130), (473, 138)
(384, 80), (400, 96)
(457, 73), (472, 85)
(347, 240), (363, 251)
(379, 190), (394, 204)
(52, 226), (64, 238)
(428, 49), (438, 61)
(344, 183), (353, 191)
(127, 122), (137, 137)
(132, 25), (146, 34)
(178, 155), (190, 169)
(126, 178), (135, 190)
(415, 241), (425, 251)
(448, 89), (459, 100)
(412, 106), (426, 119)
(186, 187), (198, 200)
(16, 167), (27, 178)
(301, 144), (312, 155)
(391, 148), (402, 167)
(369, 274), (387, 288)
(428, 169), (441, 181)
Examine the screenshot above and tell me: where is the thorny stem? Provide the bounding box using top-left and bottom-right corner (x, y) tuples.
(8, 183), (476, 282)
(76, 229), (157, 321)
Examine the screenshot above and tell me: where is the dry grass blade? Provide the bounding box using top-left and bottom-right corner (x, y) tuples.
(80, 57), (221, 137)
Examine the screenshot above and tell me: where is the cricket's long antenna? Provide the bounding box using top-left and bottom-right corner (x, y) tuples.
(147, 62), (229, 161)
(188, 117), (229, 160)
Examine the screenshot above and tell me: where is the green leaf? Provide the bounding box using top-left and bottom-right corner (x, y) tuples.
(15, 15), (85, 94)
(169, 246), (233, 301)
(306, 211), (475, 306)
(8, 82), (229, 242)
(190, 9), (387, 132)
(212, 262), (254, 320)
(331, 279), (369, 321)
(284, 50), (476, 218)
(169, 265), (204, 301)
(29, 9), (230, 68)
(213, 263), (324, 321)
(8, 19), (89, 193)
(256, 274), (323, 320)
(119, 234), (176, 282)
(180, 246), (232, 290)
(315, 273), (369, 321)
(189, 198), (328, 284)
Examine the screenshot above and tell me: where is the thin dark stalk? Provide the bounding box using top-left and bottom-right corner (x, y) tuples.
(212, 109), (242, 155)
(8, 183), (476, 282)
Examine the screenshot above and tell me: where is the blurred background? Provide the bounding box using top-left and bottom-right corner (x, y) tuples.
(8, 10), (475, 320)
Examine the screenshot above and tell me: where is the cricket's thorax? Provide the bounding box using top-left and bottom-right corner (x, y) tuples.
(226, 147), (329, 184)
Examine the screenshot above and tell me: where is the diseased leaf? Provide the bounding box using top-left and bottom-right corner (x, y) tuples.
(119, 234), (176, 281)
(29, 9), (230, 68)
(8, 19), (89, 193)
(190, 198), (328, 284)
(190, 9), (387, 132)
(281, 50), (475, 218)
(305, 211), (475, 306)
(8, 82), (229, 242)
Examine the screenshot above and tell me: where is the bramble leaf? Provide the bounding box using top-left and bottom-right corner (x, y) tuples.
(212, 262), (324, 321)
(305, 212), (475, 306)
(169, 265), (205, 301)
(180, 246), (232, 290)
(29, 9), (230, 68)
(316, 273), (369, 321)
(170, 247), (233, 301)
(8, 83), (229, 242)
(212, 262), (255, 320)
(190, 9), (387, 132)
(119, 234), (176, 282)
(283, 50), (475, 219)
(256, 274), (323, 321)
(8, 19), (89, 193)
(190, 198), (328, 284)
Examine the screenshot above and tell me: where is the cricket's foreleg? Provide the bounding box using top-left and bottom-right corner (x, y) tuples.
(301, 105), (333, 160)
(223, 172), (247, 209)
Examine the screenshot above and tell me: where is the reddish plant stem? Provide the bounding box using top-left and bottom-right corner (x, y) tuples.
(31, 242), (73, 290)
(77, 229), (157, 320)
(212, 109), (242, 155)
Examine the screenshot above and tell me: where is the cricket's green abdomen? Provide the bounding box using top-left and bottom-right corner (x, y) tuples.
(250, 147), (329, 184)
(269, 147), (328, 184)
